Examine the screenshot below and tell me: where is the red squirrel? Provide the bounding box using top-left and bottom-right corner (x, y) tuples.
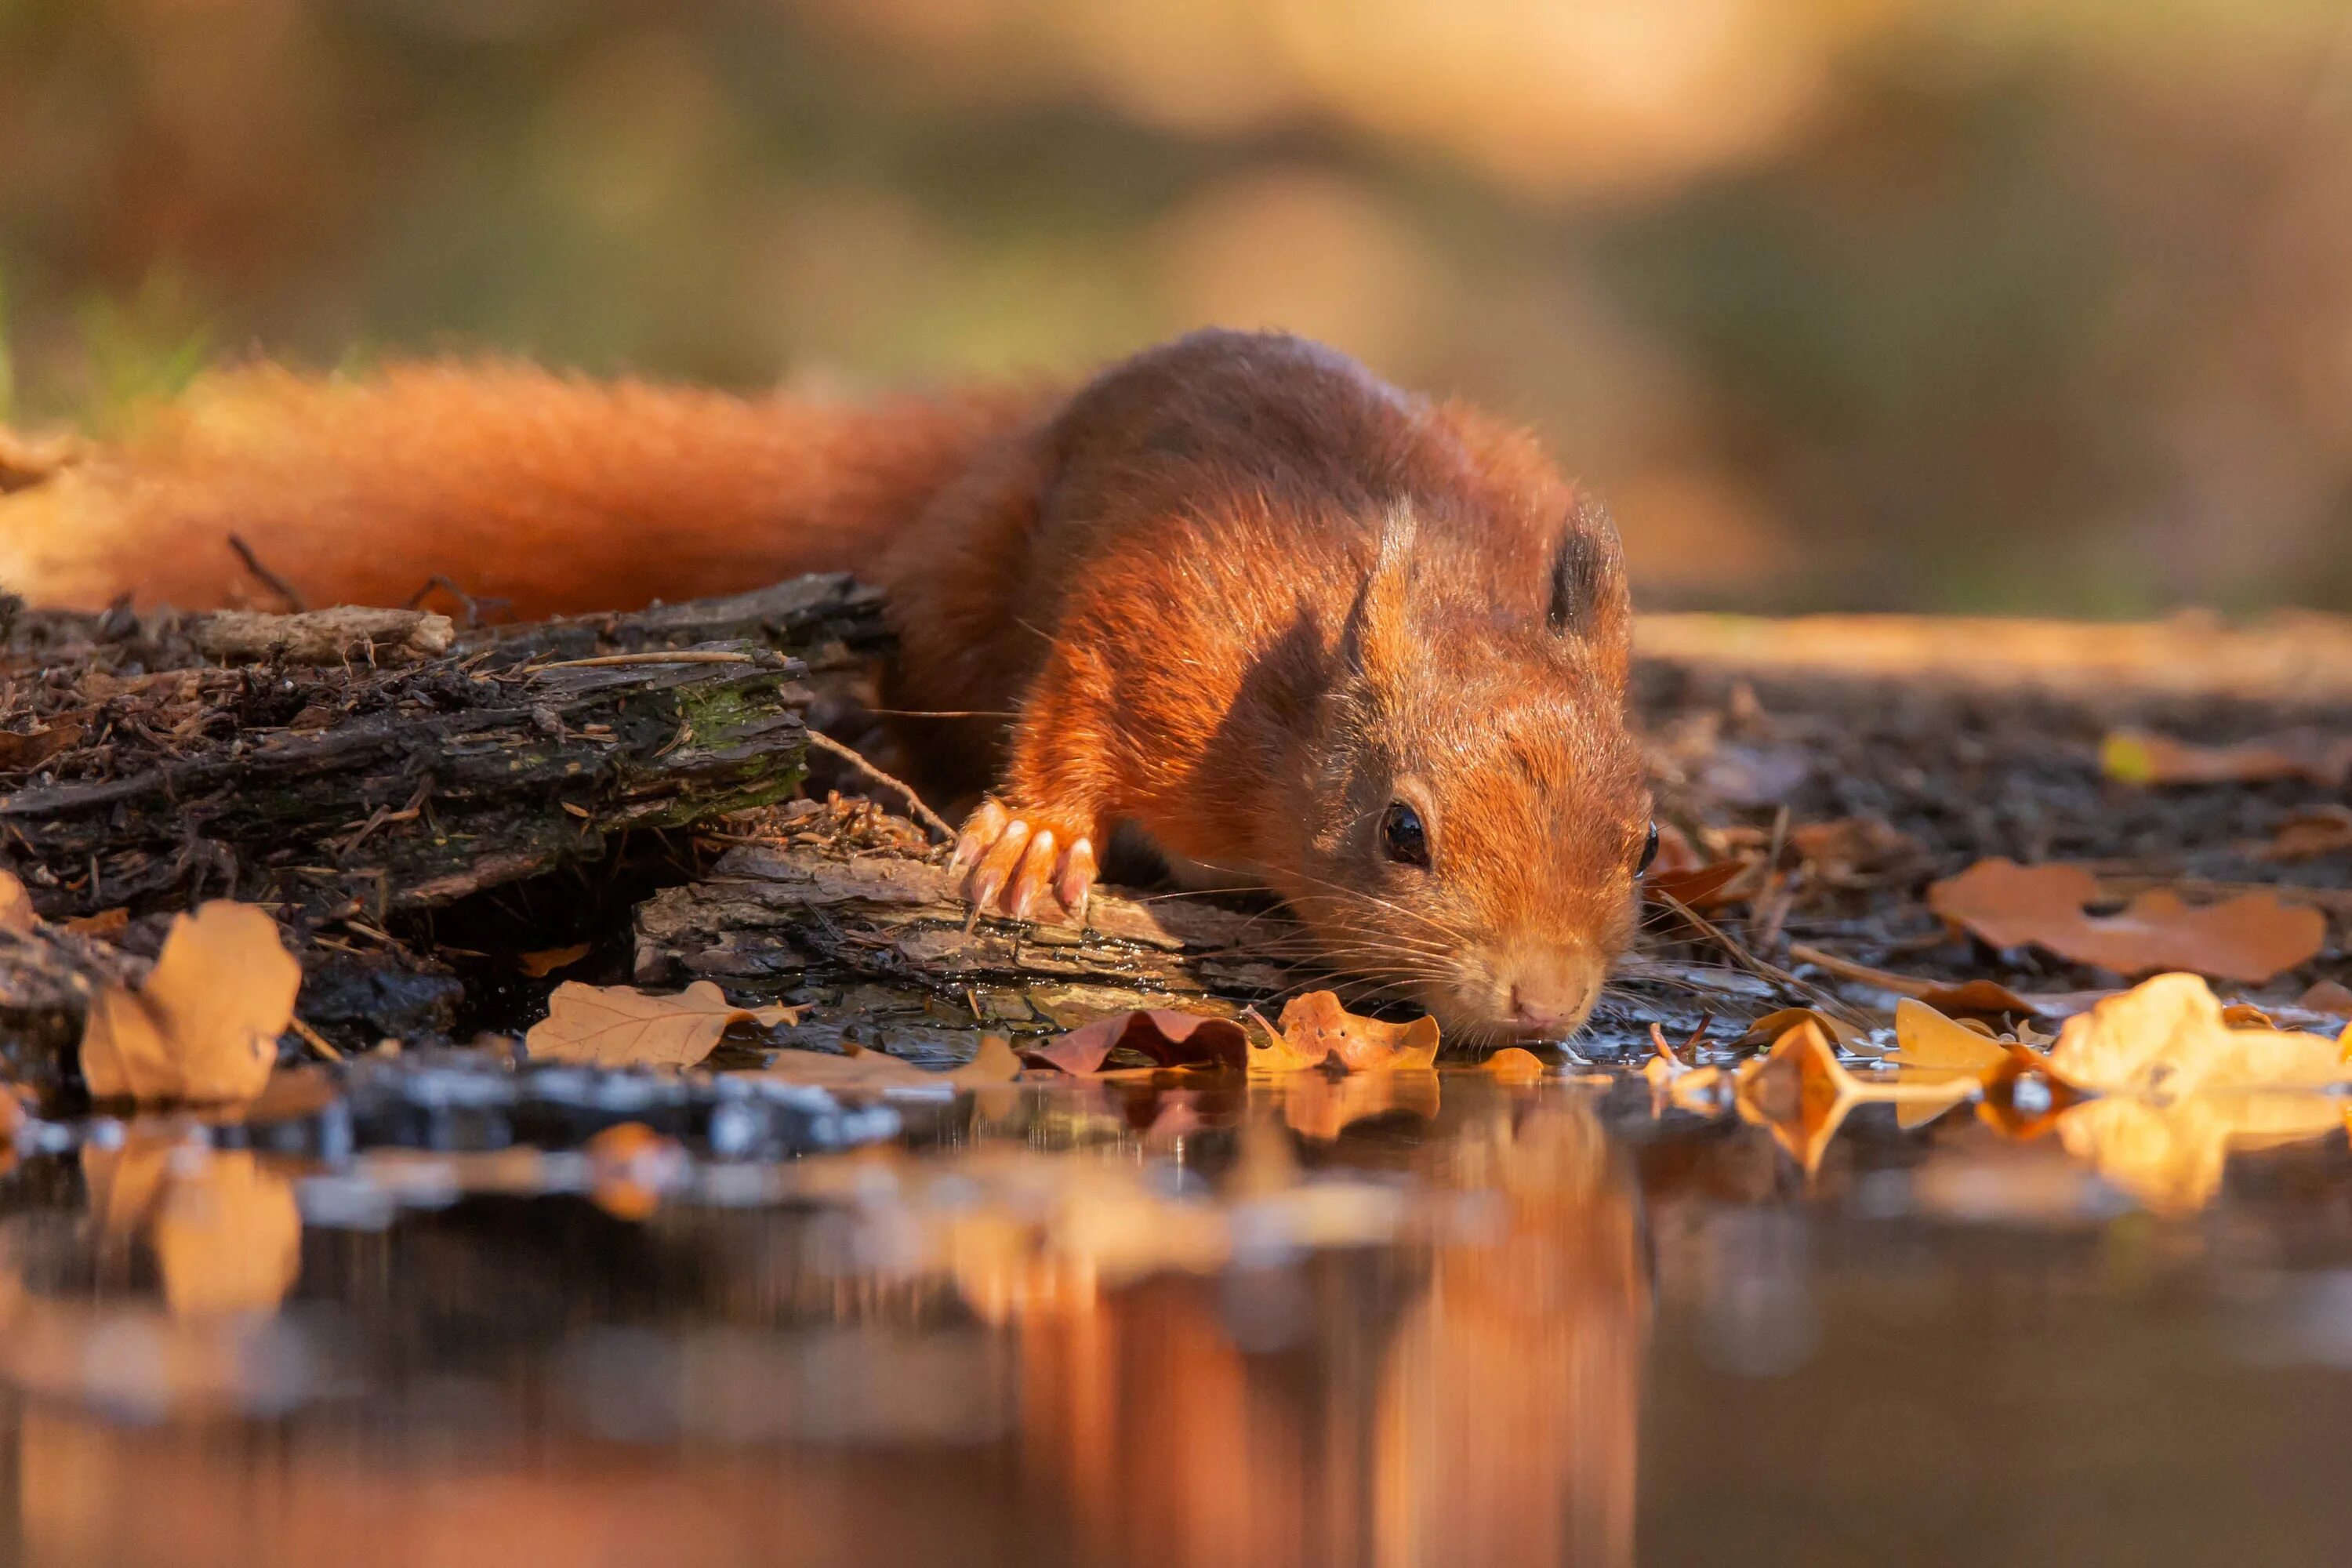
(0, 330), (1653, 1039)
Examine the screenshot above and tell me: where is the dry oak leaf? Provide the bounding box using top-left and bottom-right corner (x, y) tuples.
(1022, 1009), (1250, 1075)
(525, 980), (801, 1069)
(2045, 972), (2350, 1098)
(1247, 991), (1440, 1073)
(744, 1035), (1022, 1091)
(81, 902), (299, 1102)
(1733, 1021), (1973, 1173)
(1927, 859), (2324, 985)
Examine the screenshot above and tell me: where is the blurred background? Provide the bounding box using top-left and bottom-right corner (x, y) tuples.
(2, 0), (2350, 614)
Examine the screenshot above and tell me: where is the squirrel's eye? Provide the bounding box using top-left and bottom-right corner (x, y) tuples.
(1635, 821), (1661, 877)
(1381, 800), (1430, 868)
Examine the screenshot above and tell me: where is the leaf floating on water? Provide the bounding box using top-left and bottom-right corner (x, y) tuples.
(1926, 859), (2324, 984)
(1480, 1047), (1548, 1082)
(1022, 1009), (1250, 1075)
(747, 1034), (1022, 1091)
(524, 980), (801, 1069)
(1247, 991), (1439, 1074)
(80, 901), (299, 1102)
(2045, 972), (2350, 1097)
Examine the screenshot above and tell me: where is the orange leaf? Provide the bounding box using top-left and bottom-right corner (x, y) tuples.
(0, 869), (34, 934)
(1480, 1047), (1548, 1082)
(517, 943), (590, 978)
(1247, 991), (1439, 1073)
(2045, 973), (2350, 1096)
(1927, 859), (2324, 984)
(2103, 727), (2352, 788)
(79, 902), (299, 1102)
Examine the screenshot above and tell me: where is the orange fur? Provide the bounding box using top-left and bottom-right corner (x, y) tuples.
(0, 331), (1650, 1035)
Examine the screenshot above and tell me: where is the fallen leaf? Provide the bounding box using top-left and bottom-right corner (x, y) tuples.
(1480, 1047), (1548, 1082)
(1927, 859), (2325, 984)
(1247, 991), (1440, 1073)
(2299, 978), (2352, 1016)
(0, 718), (82, 773)
(747, 1034), (1022, 1091)
(1788, 817), (1926, 886)
(63, 906), (130, 938)
(517, 943), (590, 978)
(1889, 998), (2014, 1080)
(1730, 1007), (1868, 1054)
(80, 902), (299, 1102)
(0, 869), (35, 934)
(1022, 1009), (1249, 1075)
(2045, 972), (2350, 1096)
(524, 980), (800, 1069)
(2102, 727), (2352, 788)
(2252, 806), (2352, 863)
(1644, 858), (1754, 911)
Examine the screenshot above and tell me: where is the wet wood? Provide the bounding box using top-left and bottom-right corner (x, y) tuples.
(635, 815), (1296, 1066)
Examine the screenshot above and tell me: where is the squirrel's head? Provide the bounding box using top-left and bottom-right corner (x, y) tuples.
(1271, 502), (1652, 1044)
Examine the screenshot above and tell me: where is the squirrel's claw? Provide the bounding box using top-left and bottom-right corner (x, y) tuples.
(953, 800), (1095, 926)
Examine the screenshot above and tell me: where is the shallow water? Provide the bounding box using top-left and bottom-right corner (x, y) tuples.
(3, 1055), (2349, 1568)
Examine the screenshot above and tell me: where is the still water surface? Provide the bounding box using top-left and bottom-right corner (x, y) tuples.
(2, 1056), (2347, 1567)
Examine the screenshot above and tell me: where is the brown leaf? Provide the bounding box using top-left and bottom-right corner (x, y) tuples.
(1247, 991), (1440, 1073)
(746, 1034), (1022, 1091)
(1730, 1007), (1867, 1053)
(0, 868), (35, 934)
(1644, 858), (1754, 911)
(1022, 1009), (1250, 1075)
(0, 717), (82, 774)
(524, 980), (800, 1069)
(1927, 859), (2325, 984)
(2045, 972), (2350, 1097)
(2298, 978), (2352, 1017)
(80, 902), (299, 1102)
(1735, 1019), (1980, 1173)
(2103, 727), (2352, 788)
(517, 942), (590, 978)
(63, 906), (131, 939)
(1788, 816), (1926, 886)
(2253, 806), (2352, 863)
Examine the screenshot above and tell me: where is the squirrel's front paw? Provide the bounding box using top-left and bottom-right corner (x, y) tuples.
(949, 798), (1098, 924)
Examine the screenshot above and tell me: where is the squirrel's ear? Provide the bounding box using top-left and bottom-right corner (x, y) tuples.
(1548, 492), (1632, 684)
(1340, 506), (1417, 679)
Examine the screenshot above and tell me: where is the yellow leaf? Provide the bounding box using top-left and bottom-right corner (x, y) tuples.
(1889, 998), (2011, 1078)
(524, 980), (800, 1069)
(79, 902), (299, 1102)
(2047, 973), (2350, 1096)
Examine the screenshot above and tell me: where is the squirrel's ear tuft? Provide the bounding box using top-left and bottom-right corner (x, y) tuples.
(1547, 493), (1632, 681)
(1339, 504), (1417, 678)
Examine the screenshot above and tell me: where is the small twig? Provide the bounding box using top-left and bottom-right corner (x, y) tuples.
(227, 533), (308, 613)
(533, 652), (759, 670)
(1784, 942), (1934, 998)
(804, 729), (954, 843)
(288, 1015), (345, 1062)
(403, 575), (506, 628)
(1654, 891), (1869, 1026)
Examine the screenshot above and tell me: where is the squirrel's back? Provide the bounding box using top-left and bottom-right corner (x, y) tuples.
(0, 360), (1044, 617)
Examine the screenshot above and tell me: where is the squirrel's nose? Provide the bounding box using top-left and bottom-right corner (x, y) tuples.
(1501, 949), (1602, 1036)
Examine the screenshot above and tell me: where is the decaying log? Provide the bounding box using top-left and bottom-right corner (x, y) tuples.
(635, 811), (1300, 1065)
(0, 575), (889, 925)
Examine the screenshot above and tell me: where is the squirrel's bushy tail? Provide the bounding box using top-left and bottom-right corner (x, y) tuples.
(0, 361), (1043, 616)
